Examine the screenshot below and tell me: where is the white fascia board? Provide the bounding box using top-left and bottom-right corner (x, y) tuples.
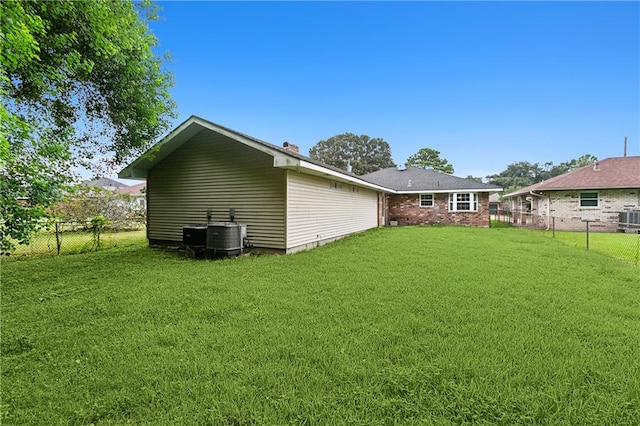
(119, 117), (204, 178)
(273, 155), (301, 169)
(196, 118), (281, 158)
(283, 160), (394, 192)
(398, 188), (502, 194)
(539, 185), (638, 191)
(120, 116), (284, 179)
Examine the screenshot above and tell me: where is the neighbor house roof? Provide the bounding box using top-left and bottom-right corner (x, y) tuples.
(115, 182), (146, 196)
(84, 177), (127, 189)
(118, 115), (390, 193)
(361, 167), (502, 193)
(505, 156), (640, 198)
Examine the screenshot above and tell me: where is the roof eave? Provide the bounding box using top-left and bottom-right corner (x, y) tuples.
(538, 184), (640, 191)
(287, 160), (394, 192)
(394, 188), (502, 194)
(118, 116), (396, 192)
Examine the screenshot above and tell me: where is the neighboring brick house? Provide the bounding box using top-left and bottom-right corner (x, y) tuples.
(362, 167), (502, 227)
(503, 156), (640, 231)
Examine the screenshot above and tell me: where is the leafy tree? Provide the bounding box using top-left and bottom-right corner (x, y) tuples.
(309, 133), (395, 175)
(51, 185), (144, 224)
(90, 215), (109, 251)
(0, 0), (176, 251)
(487, 154), (598, 194)
(540, 154), (598, 180)
(486, 161), (543, 193)
(405, 148), (454, 174)
(465, 175), (484, 183)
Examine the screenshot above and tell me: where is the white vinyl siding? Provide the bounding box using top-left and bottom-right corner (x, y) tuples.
(286, 171), (378, 251)
(147, 128), (286, 249)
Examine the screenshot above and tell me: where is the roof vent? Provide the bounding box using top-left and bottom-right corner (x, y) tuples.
(407, 179), (412, 188)
(593, 162), (600, 171)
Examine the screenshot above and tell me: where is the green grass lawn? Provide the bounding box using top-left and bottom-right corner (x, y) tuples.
(10, 228), (147, 257)
(547, 230), (640, 266)
(2, 227), (639, 424)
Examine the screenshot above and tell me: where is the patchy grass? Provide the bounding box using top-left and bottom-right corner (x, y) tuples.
(2, 227), (639, 424)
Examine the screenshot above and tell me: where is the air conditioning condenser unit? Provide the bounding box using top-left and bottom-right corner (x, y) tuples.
(206, 222), (247, 255)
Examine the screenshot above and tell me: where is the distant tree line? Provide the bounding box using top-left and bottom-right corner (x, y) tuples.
(308, 133), (597, 196)
(485, 154), (598, 194)
(309, 134), (455, 175)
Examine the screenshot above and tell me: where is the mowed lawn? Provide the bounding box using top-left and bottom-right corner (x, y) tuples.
(2, 227), (639, 425)
(11, 228), (147, 257)
(549, 230), (640, 266)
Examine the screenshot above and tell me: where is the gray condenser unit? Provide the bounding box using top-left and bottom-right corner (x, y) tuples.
(182, 224), (207, 248)
(619, 211), (640, 230)
(206, 222), (247, 255)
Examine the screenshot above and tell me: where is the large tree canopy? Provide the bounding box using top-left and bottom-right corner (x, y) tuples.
(0, 0), (176, 251)
(405, 148), (454, 174)
(486, 154), (598, 194)
(309, 133), (395, 175)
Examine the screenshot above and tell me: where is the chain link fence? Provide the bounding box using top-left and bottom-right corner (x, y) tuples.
(492, 209), (640, 267)
(6, 219), (146, 258)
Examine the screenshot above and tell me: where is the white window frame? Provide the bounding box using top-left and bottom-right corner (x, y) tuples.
(579, 191), (599, 208)
(419, 193), (434, 207)
(449, 192), (478, 212)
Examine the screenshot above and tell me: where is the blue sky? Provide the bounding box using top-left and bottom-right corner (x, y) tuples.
(134, 1), (639, 180)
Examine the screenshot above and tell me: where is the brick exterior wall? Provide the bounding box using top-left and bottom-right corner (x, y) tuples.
(547, 189), (640, 231)
(387, 193), (491, 227)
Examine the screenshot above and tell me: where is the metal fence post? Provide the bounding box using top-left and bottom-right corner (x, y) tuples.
(55, 221), (62, 255)
(635, 229), (640, 266)
(585, 220), (590, 251)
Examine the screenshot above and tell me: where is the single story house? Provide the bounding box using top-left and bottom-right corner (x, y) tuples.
(361, 167), (502, 227)
(119, 116), (503, 253)
(119, 116), (390, 253)
(488, 193), (502, 215)
(115, 182), (147, 209)
(503, 156), (640, 231)
(85, 177), (128, 191)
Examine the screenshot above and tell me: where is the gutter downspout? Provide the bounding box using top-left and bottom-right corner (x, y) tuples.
(529, 191), (549, 230)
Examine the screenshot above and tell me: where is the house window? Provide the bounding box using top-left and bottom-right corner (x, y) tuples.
(420, 194), (434, 207)
(449, 193), (478, 212)
(579, 192), (599, 208)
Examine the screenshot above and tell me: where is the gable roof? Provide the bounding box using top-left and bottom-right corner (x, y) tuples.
(505, 156), (640, 197)
(84, 177), (127, 189)
(361, 167), (502, 193)
(115, 182), (146, 196)
(118, 115), (390, 192)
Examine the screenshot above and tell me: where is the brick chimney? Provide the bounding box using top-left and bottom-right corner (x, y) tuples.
(282, 141), (299, 154)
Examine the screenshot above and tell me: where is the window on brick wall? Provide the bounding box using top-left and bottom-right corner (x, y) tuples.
(419, 194), (434, 207)
(449, 193), (478, 211)
(579, 192), (599, 208)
